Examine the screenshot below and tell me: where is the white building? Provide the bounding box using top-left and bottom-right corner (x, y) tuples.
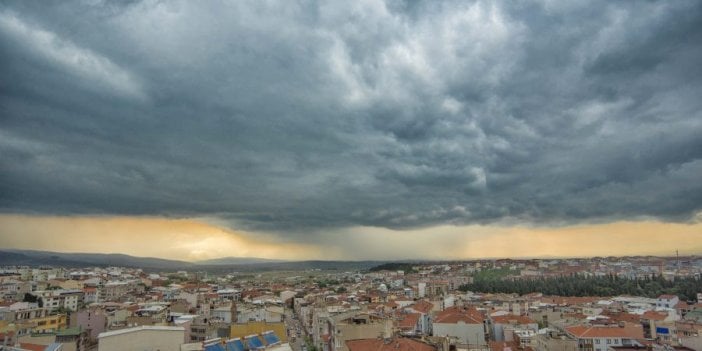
(212, 304), (235, 324)
(83, 287), (99, 304)
(565, 325), (644, 351)
(33, 290), (82, 312)
(656, 294), (679, 309)
(418, 283), (426, 298)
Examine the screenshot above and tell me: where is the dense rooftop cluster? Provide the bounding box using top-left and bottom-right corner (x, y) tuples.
(0, 256), (701, 351)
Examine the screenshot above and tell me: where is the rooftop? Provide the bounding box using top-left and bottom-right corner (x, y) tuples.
(98, 325), (185, 338)
(434, 306), (484, 324)
(346, 338), (435, 351)
(565, 325), (644, 339)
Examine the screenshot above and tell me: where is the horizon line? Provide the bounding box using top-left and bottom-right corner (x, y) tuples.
(2, 248), (700, 264)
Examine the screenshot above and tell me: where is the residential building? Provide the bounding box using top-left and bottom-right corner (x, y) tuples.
(70, 308), (107, 343)
(657, 295), (680, 309)
(565, 324), (644, 351)
(333, 314), (392, 351)
(432, 306), (486, 346)
(533, 329), (578, 351)
(31, 290), (82, 312)
(405, 300), (433, 335)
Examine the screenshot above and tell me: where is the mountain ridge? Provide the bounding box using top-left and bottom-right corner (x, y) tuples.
(0, 249), (387, 272)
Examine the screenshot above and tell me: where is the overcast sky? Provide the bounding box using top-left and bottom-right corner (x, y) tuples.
(1, 1), (701, 260)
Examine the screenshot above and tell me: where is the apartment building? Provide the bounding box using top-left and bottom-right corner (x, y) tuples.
(565, 324), (644, 351)
(432, 306), (486, 346)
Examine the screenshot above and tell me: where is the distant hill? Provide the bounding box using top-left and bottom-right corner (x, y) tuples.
(195, 257), (286, 265)
(0, 249), (386, 273)
(195, 260), (388, 273)
(0, 249), (193, 270)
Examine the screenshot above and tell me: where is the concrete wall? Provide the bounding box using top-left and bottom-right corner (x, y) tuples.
(533, 334), (577, 351)
(73, 309), (106, 341)
(432, 322), (484, 345)
(335, 319), (392, 351)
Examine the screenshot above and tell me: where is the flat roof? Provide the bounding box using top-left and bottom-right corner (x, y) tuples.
(98, 325), (185, 338)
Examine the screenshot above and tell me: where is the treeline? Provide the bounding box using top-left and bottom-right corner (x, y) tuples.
(368, 262), (417, 273)
(458, 273), (702, 301)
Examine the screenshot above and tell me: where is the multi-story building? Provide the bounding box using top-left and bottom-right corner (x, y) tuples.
(0, 279), (31, 301)
(490, 314), (538, 341)
(533, 329), (578, 351)
(101, 281), (132, 302)
(657, 295), (680, 309)
(432, 306), (486, 346)
(82, 287), (98, 304)
(331, 313), (392, 351)
(32, 289), (82, 312)
(565, 324), (644, 351)
(405, 300), (434, 335)
(0, 302), (45, 322)
(71, 307), (107, 343)
(30, 313), (68, 334)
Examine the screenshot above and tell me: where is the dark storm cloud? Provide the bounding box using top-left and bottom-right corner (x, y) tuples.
(1, 0), (701, 233)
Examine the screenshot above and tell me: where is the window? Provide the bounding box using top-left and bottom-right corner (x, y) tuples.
(607, 339), (611, 344)
(595, 339), (600, 344)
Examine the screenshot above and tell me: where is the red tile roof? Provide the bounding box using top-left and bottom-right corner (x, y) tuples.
(346, 338), (435, 351)
(398, 313), (421, 330)
(675, 301), (690, 309)
(642, 311), (667, 321)
(19, 343), (47, 351)
(434, 306), (483, 324)
(491, 314), (536, 325)
(410, 300), (434, 314)
(488, 341), (518, 351)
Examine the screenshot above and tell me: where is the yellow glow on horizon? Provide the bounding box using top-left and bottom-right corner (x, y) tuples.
(0, 214), (700, 261)
(455, 221), (702, 258)
(0, 214), (320, 261)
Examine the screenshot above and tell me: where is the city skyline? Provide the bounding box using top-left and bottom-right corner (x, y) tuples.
(2, 1), (702, 260)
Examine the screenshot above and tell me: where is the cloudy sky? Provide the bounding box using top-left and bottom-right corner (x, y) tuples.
(1, 0), (701, 261)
